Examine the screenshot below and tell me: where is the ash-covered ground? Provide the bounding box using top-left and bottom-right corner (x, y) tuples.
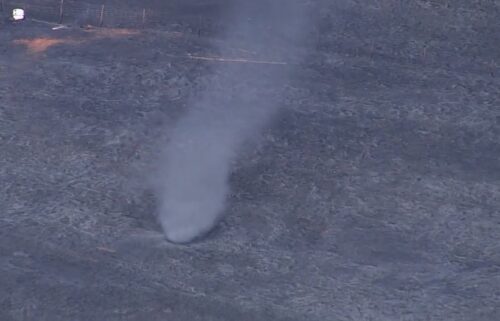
(1, 1), (500, 320)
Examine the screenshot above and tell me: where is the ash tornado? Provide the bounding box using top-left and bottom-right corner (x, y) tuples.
(156, 1), (311, 243)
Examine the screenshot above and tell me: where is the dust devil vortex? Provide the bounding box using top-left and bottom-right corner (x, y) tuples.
(156, 0), (310, 243)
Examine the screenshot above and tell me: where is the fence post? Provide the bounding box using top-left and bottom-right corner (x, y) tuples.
(99, 4), (105, 27)
(59, 0), (64, 24)
(142, 8), (146, 26)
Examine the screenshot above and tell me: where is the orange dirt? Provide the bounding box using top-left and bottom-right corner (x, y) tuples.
(13, 37), (79, 54)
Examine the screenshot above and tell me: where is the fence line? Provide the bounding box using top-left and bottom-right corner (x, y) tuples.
(1, 0), (221, 32)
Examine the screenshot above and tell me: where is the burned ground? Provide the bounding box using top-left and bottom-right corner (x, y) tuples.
(1, 1), (500, 320)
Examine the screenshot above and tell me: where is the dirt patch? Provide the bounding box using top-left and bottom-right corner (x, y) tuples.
(13, 37), (77, 54)
(12, 27), (142, 55)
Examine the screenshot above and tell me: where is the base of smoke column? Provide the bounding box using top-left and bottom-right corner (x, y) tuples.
(164, 227), (208, 244)
(162, 219), (222, 244)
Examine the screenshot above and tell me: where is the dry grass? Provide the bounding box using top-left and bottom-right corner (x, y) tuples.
(185, 54), (287, 65)
(82, 27), (140, 38)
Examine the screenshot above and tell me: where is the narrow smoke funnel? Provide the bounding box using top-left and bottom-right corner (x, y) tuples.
(156, 0), (310, 243)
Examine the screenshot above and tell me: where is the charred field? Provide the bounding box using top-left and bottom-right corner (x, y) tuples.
(0, 1), (500, 320)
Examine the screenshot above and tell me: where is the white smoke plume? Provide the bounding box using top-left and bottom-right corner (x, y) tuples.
(155, 0), (311, 243)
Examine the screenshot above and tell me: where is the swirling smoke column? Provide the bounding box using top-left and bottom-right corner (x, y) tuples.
(156, 0), (311, 243)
